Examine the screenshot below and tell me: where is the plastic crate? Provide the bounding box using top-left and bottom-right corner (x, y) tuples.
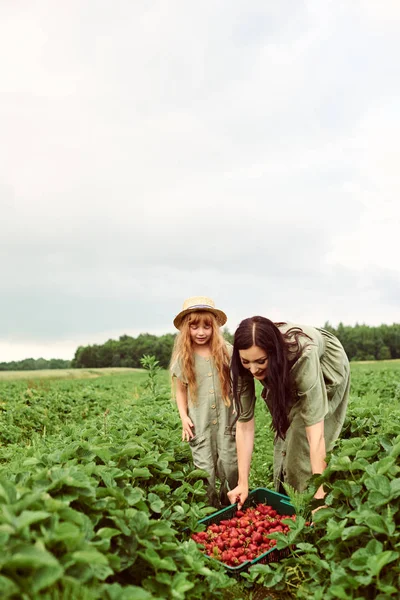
(194, 487), (295, 577)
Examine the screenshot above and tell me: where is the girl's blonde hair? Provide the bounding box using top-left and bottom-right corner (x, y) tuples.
(170, 311), (231, 405)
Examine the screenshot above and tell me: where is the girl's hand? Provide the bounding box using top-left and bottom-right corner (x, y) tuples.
(181, 416), (195, 441)
(227, 484), (249, 510)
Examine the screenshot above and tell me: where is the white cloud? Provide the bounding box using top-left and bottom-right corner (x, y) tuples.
(1, 0), (399, 360)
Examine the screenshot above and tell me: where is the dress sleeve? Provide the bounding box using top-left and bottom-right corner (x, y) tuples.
(170, 358), (187, 384)
(292, 345), (329, 427)
(237, 375), (256, 422)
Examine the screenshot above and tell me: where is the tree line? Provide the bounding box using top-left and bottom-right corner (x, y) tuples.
(70, 322), (400, 367)
(322, 322), (400, 361)
(1, 323), (399, 371)
(0, 358), (71, 372)
(71, 333), (177, 369)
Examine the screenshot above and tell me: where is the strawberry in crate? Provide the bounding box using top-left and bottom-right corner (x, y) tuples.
(191, 503), (296, 567)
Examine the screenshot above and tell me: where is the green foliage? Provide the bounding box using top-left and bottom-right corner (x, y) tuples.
(243, 363), (400, 599)
(0, 367), (233, 598)
(323, 321), (400, 361)
(0, 358), (71, 372)
(222, 328), (234, 345)
(140, 355), (162, 397)
(0, 358), (399, 598)
(71, 323), (400, 370)
(72, 334), (176, 370)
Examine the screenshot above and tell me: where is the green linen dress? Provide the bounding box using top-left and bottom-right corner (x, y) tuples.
(171, 342), (255, 507)
(239, 323), (350, 493)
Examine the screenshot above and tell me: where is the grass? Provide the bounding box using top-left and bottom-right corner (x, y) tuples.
(350, 358), (400, 370)
(0, 367), (144, 381)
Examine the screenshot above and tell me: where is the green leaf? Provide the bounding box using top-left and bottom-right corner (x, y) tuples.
(0, 575), (19, 597)
(296, 543), (318, 553)
(330, 456), (352, 471)
(364, 475), (391, 496)
(147, 492), (165, 513)
(356, 448), (379, 459)
(331, 565), (359, 588)
(331, 480), (357, 498)
(110, 516), (131, 536)
(365, 539), (383, 555)
(15, 510), (51, 532)
(367, 551), (399, 576)
(150, 483), (171, 495)
(124, 487), (143, 506)
(354, 573), (372, 586)
(96, 527), (121, 540)
(171, 572), (195, 597)
(365, 456), (395, 476)
(22, 457), (42, 466)
(311, 507), (336, 523)
(131, 511), (149, 536)
(102, 583), (154, 600)
(131, 467), (152, 479)
(52, 522), (82, 544)
(390, 477), (400, 498)
(31, 564), (64, 593)
(367, 514), (390, 535)
(71, 549), (109, 565)
(173, 505), (185, 514)
(150, 521), (174, 537)
(187, 469), (210, 480)
(0, 530), (10, 545)
(323, 518), (348, 541)
(0, 479), (17, 504)
(5, 543), (61, 569)
(389, 439), (400, 458)
(139, 548), (177, 572)
(341, 525), (369, 540)
(91, 564), (114, 580)
(368, 491), (393, 507)
(349, 552), (369, 571)
(155, 572), (171, 585)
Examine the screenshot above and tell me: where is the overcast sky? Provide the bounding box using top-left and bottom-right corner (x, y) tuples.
(1, 0), (399, 361)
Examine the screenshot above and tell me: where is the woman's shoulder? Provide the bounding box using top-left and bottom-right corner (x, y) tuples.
(278, 322), (322, 349)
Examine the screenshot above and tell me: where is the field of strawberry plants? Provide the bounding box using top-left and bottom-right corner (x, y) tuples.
(0, 359), (399, 599)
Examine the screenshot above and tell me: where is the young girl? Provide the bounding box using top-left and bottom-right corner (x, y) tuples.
(170, 296), (255, 508)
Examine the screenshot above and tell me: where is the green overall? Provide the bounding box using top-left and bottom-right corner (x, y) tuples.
(172, 343), (255, 507)
(239, 323), (350, 493)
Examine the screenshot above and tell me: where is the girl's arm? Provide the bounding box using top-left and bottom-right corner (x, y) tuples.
(227, 417), (255, 509)
(175, 378), (195, 441)
(305, 420), (326, 499)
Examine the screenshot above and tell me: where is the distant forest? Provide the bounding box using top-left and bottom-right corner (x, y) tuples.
(0, 358), (71, 372)
(1, 323), (400, 371)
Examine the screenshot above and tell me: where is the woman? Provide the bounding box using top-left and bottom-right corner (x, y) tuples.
(227, 316), (350, 509)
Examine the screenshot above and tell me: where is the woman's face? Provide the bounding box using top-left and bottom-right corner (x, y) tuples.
(239, 345), (268, 380)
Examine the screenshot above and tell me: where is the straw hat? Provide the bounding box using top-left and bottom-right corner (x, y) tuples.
(173, 296), (227, 330)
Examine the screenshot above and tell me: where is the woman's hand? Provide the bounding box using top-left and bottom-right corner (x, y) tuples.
(181, 415), (194, 441)
(227, 483), (249, 510)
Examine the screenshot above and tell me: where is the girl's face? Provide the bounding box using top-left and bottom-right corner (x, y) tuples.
(239, 345), (268, 380)
(189, 315), (213, 348)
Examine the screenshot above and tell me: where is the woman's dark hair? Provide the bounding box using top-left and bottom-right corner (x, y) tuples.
(232, 316), (309, 440)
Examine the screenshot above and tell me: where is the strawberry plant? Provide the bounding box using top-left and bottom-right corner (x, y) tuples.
(0, 366), (235, 598)
(0, 358), (399, 598)
(243, 381), (400, 599)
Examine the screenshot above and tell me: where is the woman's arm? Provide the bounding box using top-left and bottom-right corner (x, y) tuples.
(227, 417), (255, 509)
(305, 419), (326, 499)
(175, 379), (194, 441)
